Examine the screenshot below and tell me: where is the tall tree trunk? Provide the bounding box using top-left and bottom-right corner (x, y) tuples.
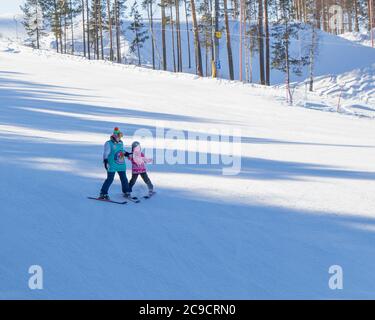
(249, 48), (253, 83)
(86, 0), (91, 59)
(233, 0), (238, 18)
(190, 0), (203, 76)
(82, 0), (86, 57)
(161, 0), (167, 70)
(136, 29), (141, 65)
(170, 6), (176, 72)
(57, 2), (62, 53)
(36, 6), (40, 49)
(354, 0), (359, 32)
(239, 0), (243, 81)
(210, 0), (215, 68)
(323, 0), (328, 32)
(99, 0), (104, 59)
(284, 17), (291, 104)
(114, 0), (121, 62)
(53, 0), (60, 52)
(369, 0), (374, 46)
(184, 0), (192, 68)
(347, 11), (352, 33)
(258, 0), (265, 85)
(175, 0), (182, 72)
(70, 0), (74, 54)
(147, 1), (155, 69)
(95, 0), (99, 59)
(309, 22), (316, 92)
(107, 0), (114, 61)
(64, 11), (67, 53)
(264, 0), (270, 85)
(205, 31), (208, 76)
(244, 3), (249, 82)
(319, 0), (323, 30)
(223, 0), (234, 80)
(58, 3), (63, 53)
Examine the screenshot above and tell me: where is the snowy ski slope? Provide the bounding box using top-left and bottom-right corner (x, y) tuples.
(0, 40), (375, 299)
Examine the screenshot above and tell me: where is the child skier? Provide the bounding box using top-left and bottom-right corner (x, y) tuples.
(99, 127), (131, 200)
(128, 141), (154, 196)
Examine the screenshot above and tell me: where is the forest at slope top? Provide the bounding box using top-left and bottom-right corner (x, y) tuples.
(1, 13), (374, 90)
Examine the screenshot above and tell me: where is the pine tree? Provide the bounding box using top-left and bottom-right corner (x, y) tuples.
(81, 0), (87, 57)
(85, 0), (91, 59)
(244, 0), (258, 83)
(175, 0), (183, 72)
(166, 0), (177, 72)
(106, 0), (114, 61)
(142, 0), (156, 69)
(128, 1), (149, 65)
(40, 0), (61, 52)
(67, 0), (80, 55)
(60, 0), (70, 53)
(113, 0), (127, 63)
(305, 0), (320, 91)
(271, 0), (309, 104)
(190, 0), (203, 76)
(183, 0), (192, 69)
(21, 0), (46, 49)
(88, 0), (98, 58)
(198, 0), (213, 76)
(98, 0), (105, 59)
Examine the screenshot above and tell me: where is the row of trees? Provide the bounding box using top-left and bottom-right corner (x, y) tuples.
(21, 0), (374, 91)
(21, 0), (129, 61)
(294, 0), (375, 34)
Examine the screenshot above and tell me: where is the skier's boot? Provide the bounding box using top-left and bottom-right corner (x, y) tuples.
(99, 193), (110, 200)
(123, 192), (131, 199)
(124, 192), (139, 201)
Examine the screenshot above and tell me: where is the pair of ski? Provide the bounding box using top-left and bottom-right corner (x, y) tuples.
(88, 192), (155, 205)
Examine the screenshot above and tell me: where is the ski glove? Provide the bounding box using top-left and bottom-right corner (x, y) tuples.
(103, 159), (109, 171)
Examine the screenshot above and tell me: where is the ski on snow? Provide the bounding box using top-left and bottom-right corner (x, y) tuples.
(88, 193), (155, 204)
(124, 196), (141, 203)
(143, 191), (156, 199)
(88, 197), (127, 204)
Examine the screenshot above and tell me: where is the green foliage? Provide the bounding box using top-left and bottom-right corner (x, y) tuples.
(128, 0), (149, 64)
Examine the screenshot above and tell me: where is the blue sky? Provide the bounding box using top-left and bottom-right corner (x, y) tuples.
(0, 0), (24, 15)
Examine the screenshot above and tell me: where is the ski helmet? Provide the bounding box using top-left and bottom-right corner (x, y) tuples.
(132, 141), (140, 150)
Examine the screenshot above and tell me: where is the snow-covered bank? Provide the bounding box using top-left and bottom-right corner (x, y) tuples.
(339, 30), (375, 48)
(306, 64), (375, 110)
(3, 38), (375, 120)
(2, 13), (374, 110)
(1, 39), (375, 299)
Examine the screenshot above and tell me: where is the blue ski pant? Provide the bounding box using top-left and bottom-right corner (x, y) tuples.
(101, 171), (130, 195)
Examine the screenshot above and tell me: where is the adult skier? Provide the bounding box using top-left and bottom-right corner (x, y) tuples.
(99, 127), (131, 200)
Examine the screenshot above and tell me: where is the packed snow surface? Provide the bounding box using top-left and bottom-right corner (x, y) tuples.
(0, 40), (375, 299)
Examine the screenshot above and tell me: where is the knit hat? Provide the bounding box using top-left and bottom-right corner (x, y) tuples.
(113, 127), (123, 137)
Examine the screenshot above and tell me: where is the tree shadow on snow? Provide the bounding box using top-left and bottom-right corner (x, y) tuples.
(1, 73), (375, 299)
(1, 73), (374, 184)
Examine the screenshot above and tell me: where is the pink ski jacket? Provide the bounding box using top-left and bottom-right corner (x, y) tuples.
(129, 146), (152, 174)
